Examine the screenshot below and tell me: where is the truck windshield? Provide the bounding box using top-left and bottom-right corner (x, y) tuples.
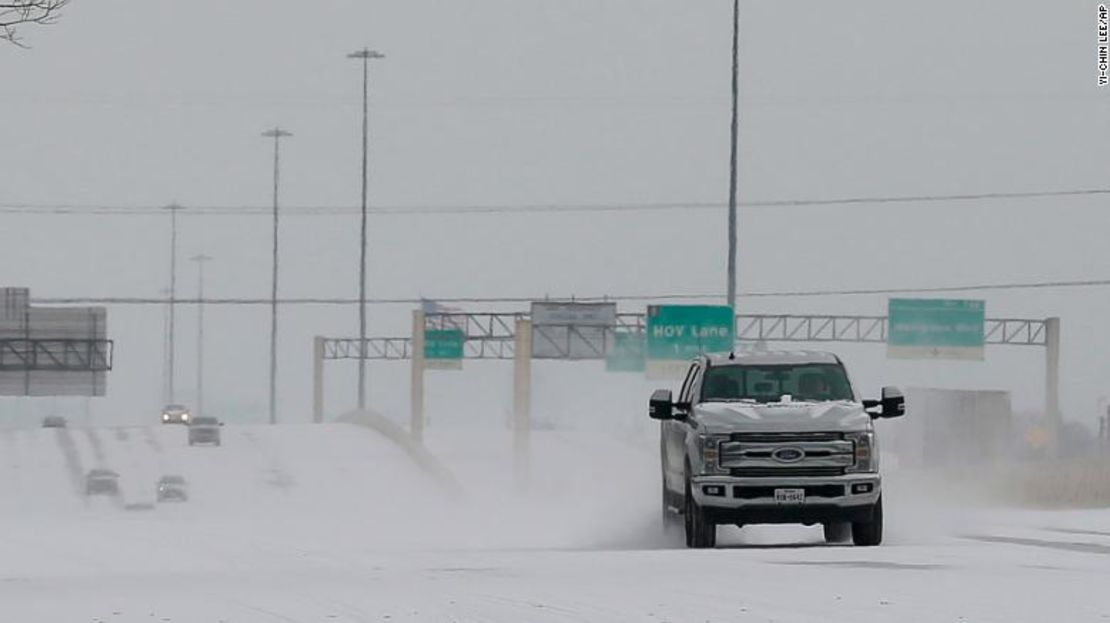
(701, 363), (855, 403)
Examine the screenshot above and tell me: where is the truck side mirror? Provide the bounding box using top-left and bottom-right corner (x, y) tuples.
(649, 389), (674, 420)
(880, 386), (905, 419)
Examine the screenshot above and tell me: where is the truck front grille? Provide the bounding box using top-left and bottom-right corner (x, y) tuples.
(719, 432), (854, 476)
(729, 466), (845, 477)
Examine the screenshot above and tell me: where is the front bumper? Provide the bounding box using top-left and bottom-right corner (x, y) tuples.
(691, 474), (880, 524)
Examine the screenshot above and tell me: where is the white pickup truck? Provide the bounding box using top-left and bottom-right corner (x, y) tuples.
(650, 350), (905, 548)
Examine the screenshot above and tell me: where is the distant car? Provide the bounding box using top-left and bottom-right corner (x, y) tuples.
(188, 416), (222, 446)
(156, 475), (188, 502)
(42, 415), (67, 428)
(161, 404), (191, 425)
(85, 468), (119, 496)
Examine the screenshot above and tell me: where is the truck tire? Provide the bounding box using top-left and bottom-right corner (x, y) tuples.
(851, 497), (883, 546)
(684, 474), (716, 549)
(823, 522), (851, 544)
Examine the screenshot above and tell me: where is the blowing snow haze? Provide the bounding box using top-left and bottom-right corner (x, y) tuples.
(1, 1), (1110, 621)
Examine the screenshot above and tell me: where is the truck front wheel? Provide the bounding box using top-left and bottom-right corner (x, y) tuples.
(851, 497), (884, 546)
(684, 475), (716, 549)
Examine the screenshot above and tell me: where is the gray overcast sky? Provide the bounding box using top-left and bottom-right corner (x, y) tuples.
(1, 1), (1107, 426)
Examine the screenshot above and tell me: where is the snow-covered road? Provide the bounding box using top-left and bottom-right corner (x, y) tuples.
(1, 424), (1108, 621)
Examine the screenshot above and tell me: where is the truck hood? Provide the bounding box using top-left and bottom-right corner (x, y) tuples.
(694, 401), (871, 434)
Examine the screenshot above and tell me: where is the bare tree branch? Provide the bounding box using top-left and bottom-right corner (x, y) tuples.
(0, 0), (69, 47)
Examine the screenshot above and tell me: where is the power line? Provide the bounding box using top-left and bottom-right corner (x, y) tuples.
(2, 188), (1109, 217)
(747, 278), (1110, 297)
(29, 278), (1110, 307)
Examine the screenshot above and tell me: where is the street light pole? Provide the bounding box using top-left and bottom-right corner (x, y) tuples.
(262, 127), (292, 426)
(348, 47), (385, 412)
(190, 254), (213, 417)
(726, 0), (740, 312)
(160, 286), (171, 404)
(163, 203), (185, 404)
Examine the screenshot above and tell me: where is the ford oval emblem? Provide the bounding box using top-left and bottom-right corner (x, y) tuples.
(772, 447), (805, 463)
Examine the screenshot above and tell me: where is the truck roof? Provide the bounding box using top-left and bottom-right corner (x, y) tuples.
(704, 350), (841, 366)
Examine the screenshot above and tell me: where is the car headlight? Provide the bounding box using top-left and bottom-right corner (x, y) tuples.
(162, 414), (169, 421)
(844, 431), (878, 473)
(696, 434), (730, 475)
(181, 413), (190, 421)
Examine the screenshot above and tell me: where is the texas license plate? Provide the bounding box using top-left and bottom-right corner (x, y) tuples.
(774, 488), (805, 504)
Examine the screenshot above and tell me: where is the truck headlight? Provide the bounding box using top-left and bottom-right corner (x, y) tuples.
(696, 434), (730, 475)
(844, 431), (877, 473)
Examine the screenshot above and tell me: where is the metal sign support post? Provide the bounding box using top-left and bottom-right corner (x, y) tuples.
(513, 318), (532, 485)
(312, 336), (326, 423)
(1044, 317), (1061, 454)
(411, 310), (427, 443)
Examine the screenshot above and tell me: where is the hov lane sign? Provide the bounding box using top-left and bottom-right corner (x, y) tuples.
(887, 298), (985, 361)
(646, 305), (734, 379)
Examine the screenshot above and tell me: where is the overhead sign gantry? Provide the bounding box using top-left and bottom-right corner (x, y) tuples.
(314, 304), (1060, 468)
(0, 287), (114, 397)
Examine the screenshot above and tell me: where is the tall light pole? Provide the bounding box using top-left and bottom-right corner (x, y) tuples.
(262, 126), (292, 426)
(160, 287), (171, 405)
(163, 203), (185, 405)
(190, 254), (213, 417)
(348, 47), (385, 412)
(726, 0), (740, 312)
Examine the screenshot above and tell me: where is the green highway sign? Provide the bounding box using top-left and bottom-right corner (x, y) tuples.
(606, 332), (646, 373)
(887, 298), (985, 360)
(424, 329), (464, 370)
(646, 305), (734, 379)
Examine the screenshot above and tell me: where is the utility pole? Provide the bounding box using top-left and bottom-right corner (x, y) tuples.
(163, 203), (185, 405)
(348, 47), (385, 412)
(726, 0), (740, 312)
(190, 254), (213, 417)
(262, 127), (292, 426)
